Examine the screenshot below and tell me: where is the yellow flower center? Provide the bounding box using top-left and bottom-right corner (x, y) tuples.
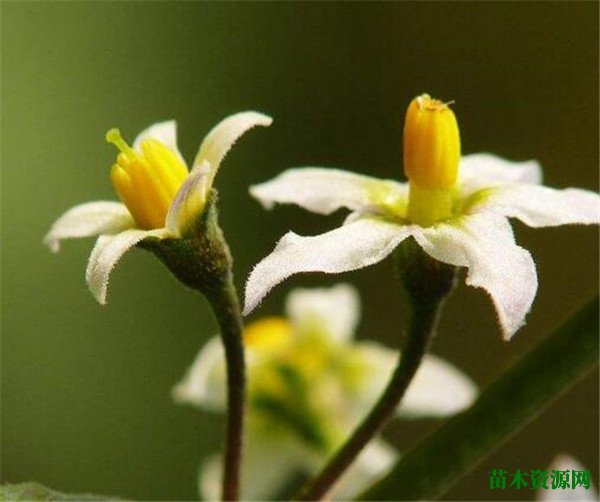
(243, 317), (339, 449)
(244, 317), (294, 352)
(403, 94), (461, 226)
(106, 129), (189, 229)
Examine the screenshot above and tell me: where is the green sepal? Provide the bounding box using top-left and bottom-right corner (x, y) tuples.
(395, 237), (457, 308)
(138, 189), (233, 298)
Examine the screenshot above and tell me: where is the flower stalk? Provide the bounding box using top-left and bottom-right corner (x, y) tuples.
(360, 296), (599, 501)
(140, 191), (245, 501)
(294, 239), (456, 501)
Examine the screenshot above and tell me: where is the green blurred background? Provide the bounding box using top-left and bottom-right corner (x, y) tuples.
(2, 2), (598, 500)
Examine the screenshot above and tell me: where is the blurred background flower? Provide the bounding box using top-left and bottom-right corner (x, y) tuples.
(174, 284), (476, 500)
(2, 2), (598, 500)
(538, 454), (598, 501)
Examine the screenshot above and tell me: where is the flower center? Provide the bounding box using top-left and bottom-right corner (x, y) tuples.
(245, 320), (339, 450)
(106, 128), (189, 229)
(403, 93), (461, 226)
(244, 317), (294, 352)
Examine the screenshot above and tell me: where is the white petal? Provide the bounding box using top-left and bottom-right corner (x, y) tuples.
(355, 342), (477, 418)
(165, 161), (212, 236)
(172, 336), (226, 412)
(193, 111), (272, 187)
(333, 439), (398, 500)
(242, 437), (310, 501)
(43, 201), (135, 253)
(351, 341), (397, 409)
(132, 119), (185, 164)
(199, 436), (310, 501)
(250, 167), (407, 215)
(460, 153), (542, 196)
(539, 454), (598, 501)
(285, 284), (360, 343)
(399, 354), (477, 417)
(413, 213), (537, 340)
(85, 228), (167, 305)
(243, 217), (412, 316)
(480, 184), (600, 228)
(198, 454), (221, 502)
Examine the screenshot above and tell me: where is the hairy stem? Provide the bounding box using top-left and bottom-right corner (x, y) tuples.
(141, 193), (247, 501)
(206, 277), (246, 502)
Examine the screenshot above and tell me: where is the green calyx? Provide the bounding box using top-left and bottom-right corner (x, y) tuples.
(395, 238), (457, 308)
(137, 189), (233, 298)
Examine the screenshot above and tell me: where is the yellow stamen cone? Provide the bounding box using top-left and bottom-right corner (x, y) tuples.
(403, 94), (461, 226)
(106, 128), (189, 230)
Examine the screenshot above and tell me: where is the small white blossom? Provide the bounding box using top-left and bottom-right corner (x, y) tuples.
(44, 112), (272, 304)
(174, 284), (478, 500)
(244, 154), (599, 340)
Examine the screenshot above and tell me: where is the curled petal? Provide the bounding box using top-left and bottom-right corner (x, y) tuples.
(165, 161), (212, 236)
(480, 184), (600, 228)
(132, 119), (186, 164)
(172, 336), (226, 412)
(285, 283), (360, 343)
(355, 342), (477, 418)
(250, 167), (407, 215)
(85, 228), (167, 305)
(413, 213), (537, 340)
(44, 201), (135, 253)
(460, 153), (542, 196)
(193, 111), (272, 187)
(243, 217), (412, 316)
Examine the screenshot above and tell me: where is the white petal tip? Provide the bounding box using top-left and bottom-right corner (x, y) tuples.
(90, 283), (108, 306)
(501, 322), (524, 341)
(241, 298), (258, 317)
(248, 184), (276, 210)
(43, 235), (60, 253)
(244, 111), (273, 127)
(171, 385), (189, 405)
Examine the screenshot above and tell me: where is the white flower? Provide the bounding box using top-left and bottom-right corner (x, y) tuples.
(44, 112), (272, 304)
(174, 284), (477, 500)
(537, 454), (598, 501)
(244, 95), (599, 339)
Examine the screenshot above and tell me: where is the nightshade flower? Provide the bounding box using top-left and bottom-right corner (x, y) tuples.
(44, 112), (272, 304)
(244, 94), (599, 339)
(174, 284), (477, 500)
